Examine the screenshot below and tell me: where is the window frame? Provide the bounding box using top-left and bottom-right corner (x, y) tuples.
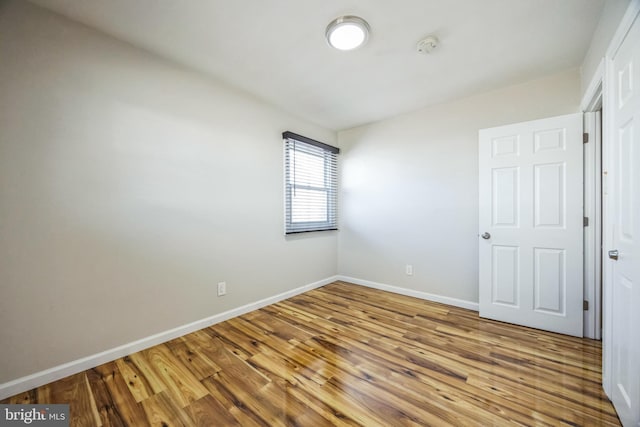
(283, 131), (339, 234)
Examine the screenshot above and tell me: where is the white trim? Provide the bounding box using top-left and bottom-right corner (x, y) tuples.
(602, 53), (614, 398)
(337, 276), (479, 311)
(580, 44), (605, 342)
(582, 111), (602, 340)
(0, 276), (337, 400)
(593, 112), (603, 342)
(581, 59), (603, 112)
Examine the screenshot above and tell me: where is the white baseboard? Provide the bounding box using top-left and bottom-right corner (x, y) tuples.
(0, 276), (338, 401)
(336, 275), (479, 312)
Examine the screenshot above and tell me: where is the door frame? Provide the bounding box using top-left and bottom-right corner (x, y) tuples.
(581, 110), (602, 341)
(583, 0), (640, 397)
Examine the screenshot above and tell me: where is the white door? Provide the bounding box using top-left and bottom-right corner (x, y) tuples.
(479, 113), (583, 336)
(605, 10), (640, 426)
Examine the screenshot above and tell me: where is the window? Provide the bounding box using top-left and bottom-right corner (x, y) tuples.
(284, 131), (339, 234)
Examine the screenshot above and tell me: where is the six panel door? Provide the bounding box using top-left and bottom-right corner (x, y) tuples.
(479, 113), (583, 336)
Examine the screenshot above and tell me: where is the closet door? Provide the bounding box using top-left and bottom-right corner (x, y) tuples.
(605, 9), (640, 426)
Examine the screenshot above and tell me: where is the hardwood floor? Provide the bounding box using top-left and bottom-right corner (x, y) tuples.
(2, 281), (620, 426)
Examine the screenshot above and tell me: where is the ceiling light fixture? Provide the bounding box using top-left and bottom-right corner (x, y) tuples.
(326, 16), (370, 51)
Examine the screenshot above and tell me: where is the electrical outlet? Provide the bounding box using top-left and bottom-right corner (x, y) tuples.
(405, 264), (413, 276)
(217, 281), (226, 296)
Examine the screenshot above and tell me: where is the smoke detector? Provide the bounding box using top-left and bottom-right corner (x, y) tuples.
(416, 35), (439, 54)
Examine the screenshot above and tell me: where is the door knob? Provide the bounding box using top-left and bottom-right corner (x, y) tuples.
(481, 232), (491, 240)
(608, 249), (619, 260)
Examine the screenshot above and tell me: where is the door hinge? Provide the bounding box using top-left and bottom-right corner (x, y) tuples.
(583, 300), (589, 311)
(583, 132), (589, 143)
(583, 217), (589, 227)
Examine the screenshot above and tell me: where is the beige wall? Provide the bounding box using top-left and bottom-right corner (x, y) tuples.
(0, 0), (337, 383)
(338, 69), (582, 303)
(581, 0), (631, 94)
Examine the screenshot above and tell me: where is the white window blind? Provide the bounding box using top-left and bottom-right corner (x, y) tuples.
(284, 131), (339, 234)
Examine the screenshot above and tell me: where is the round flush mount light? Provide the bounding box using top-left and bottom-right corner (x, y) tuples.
(326, 16), (370, 51)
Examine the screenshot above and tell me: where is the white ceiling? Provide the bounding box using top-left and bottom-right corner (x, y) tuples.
(29, 0), (604, 130)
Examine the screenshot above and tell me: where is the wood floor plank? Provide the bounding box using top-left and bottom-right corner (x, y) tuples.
(200, 375), (269, 427)
(5, 389), (37, 405)
(166, 337), (221, 381)
(184, 394), (238, 426)
(92, 362), (149, 426)
(139, 390), (193, 427)
(1, 281), (620, 426)
(114, 356), (154, 403)
(140, 344), (209, 408)
(466, 373), (621, 426)
(86, 365), (127, 427)
(125, 353), (167, 396)
(47, 373), (101, 427)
